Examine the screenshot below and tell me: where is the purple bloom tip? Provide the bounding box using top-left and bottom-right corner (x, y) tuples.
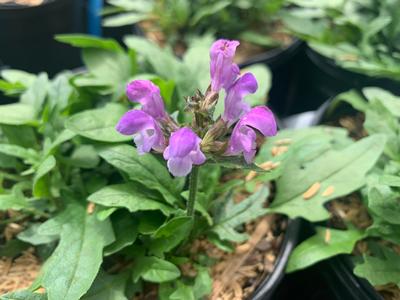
(126, 80), (166, 120)
(163, 127), (206, 177)
(210, 39), (240, 92)
(222, 72), (258, 125)
(227, 106), (277, 163)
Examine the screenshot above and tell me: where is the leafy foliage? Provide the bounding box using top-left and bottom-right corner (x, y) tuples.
(287, 227), (364, 273)
(283, 0), (400, 80)
(103, 0), (287, 51)
(287, 88), (400, 290)
(0, 35), (275, 300)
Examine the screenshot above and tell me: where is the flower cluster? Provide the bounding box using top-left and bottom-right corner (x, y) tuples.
(116, 39), (277, 177)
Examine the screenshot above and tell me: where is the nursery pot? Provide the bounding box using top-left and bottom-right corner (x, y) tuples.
(239, 39), (307, 118)
(249, 218), (301, 300)
(306, 47), (400, 100)
(0, 0), (84, 75)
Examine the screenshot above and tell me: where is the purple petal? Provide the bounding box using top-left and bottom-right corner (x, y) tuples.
(164, 127), (198, 158)
(190, 147), (206, 165)
(116, 109), (154, 135)
(210, 39), (240, 92)
(243, 149), (256, 164)
(240, 106), (277, 137)
(222, 73), (258, 125)
(126, 80), (166, 120)
(163, 127), (206, 177)
(167, 157), (193, 177)
(116, 109), (165, 153)
(226, 106), (277, 164)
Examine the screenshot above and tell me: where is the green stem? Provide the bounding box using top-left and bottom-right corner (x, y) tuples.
(187, 166), (199, 217)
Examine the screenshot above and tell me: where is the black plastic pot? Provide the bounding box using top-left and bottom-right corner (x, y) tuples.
(0, 0), (86, 75)
(250, 218), (302, 300)
(239, 39), (307, 118)
(306, 47), (400, 99)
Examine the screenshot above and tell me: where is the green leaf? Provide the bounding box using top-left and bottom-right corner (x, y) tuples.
(193, 267), (213, 299)
(190, 0), (231, 25)
(104, 210), (138, 256)
(81, 48), (131, 88)
(103, 12), (148, 27)
(98, 145), (180, 205)
(17, 223), (58, 246)
(379, 174), (400, 187)
(20, 73), (48, 114)
(287, 227), (365, 273)
(239, 31), (280, 48)
(132, 256), (181, 283)
(363, 88), (400, 118)
(0, 290), (47, 300)
(81, 271), (128, 300)
(170, 282), (195, 300)
(69, 145), (100, 169)
(123, 36), (195, 103)
(182, 34), (213, 92)
(0, 79), (25, 95)
(368, 186), (400, 225)
(55, 34), (123, 52)
(46, 129), (76, 155)
(1, 125), (37, 148)
(149, 216), (193, 256)
(367, 218), (400, 245)
(38, 203), (114, 300)
(0, 103), (36, 125)
(268, 134), (386, 221)
(0, 184), (30, 211)
(33, 155), (56, 198)
(1, 69), (36, 87)
(211, 186), (269, 243)
(88, 183), (174, 216)
(65, 103), (130, 142)
(354, 247), (400, 288)
(0, 144), (39, 163)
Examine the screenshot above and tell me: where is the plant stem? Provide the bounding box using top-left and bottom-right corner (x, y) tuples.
(187, 166), (199, 217)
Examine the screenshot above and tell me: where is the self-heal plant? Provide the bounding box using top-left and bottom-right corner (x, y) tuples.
(116, 39), (277, 216)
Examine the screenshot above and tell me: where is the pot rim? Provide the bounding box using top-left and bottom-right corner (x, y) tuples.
(239, 38), (304, 69)
(250, 218), (302, 300)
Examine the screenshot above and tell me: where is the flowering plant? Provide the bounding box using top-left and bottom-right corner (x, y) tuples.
(116, 39), (277, 217)
(0, 36), (281, 300)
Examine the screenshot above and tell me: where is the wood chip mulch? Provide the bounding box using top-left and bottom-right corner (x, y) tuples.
(0, 248), (41, 294)
(188, 215), (285, 300)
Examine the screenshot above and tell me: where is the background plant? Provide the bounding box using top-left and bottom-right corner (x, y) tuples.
(283, 0), (400, 80)
(103, 0), (288, 50)
(286, 88), (400, 292)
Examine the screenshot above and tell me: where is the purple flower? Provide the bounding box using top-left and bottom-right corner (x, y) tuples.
(126, 80), (166, 120)
(210, 39), (240, 92)
(227, 106), (277, 163)
(222, 73), (258, 126)
(116, 109), (165, 154)
(163, 127), (206, 177)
